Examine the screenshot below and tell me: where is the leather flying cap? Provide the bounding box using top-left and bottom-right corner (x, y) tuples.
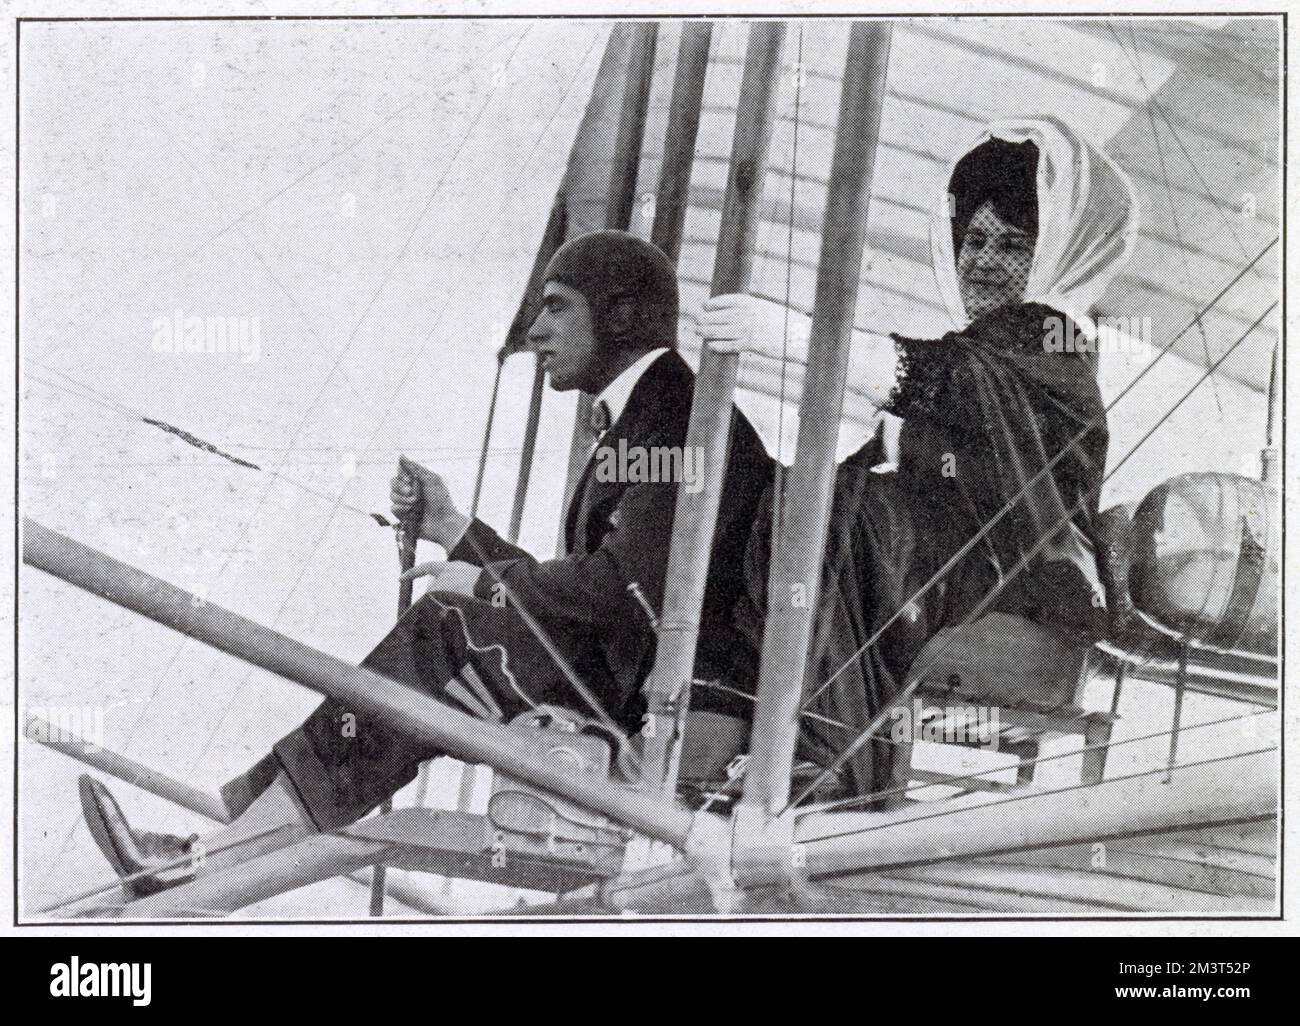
(542, 230), (679, 352)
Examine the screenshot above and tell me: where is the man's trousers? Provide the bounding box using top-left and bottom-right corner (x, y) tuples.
(219, 591), (628, 831)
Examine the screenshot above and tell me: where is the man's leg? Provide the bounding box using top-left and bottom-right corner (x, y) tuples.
(223, 588), (622, 830)
(83, 590), (624, 894)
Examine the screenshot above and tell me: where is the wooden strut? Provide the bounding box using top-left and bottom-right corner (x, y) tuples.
(504, 193), (569, 544)
(620, 21), (715, 796)
(639, 21), (788, 798)
(649, 22), (714, 266)
(1261, 338), (1280, 486)
(369, 504), (424, 915)
(1165, 642), (1189, 783)
(508, 362), (546, 544)
(513, 747), (1276, 915)
(21, 519), (705, 852)
(735, 23), (896, 884)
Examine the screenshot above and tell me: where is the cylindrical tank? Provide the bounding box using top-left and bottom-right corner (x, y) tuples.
(1129, 472), (1278, 656)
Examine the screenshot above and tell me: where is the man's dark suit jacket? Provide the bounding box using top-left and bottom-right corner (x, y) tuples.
(449, 349), (772, 720)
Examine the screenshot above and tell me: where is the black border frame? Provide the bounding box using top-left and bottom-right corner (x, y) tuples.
(11, 8), (1288, 927)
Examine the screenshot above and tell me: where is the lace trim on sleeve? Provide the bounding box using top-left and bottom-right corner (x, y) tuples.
(884, 332), (954, 418)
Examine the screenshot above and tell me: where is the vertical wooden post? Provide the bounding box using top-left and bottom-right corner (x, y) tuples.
(1261, 339), (1279, 486)
(639, 22), (788, 794)
(371, 496), (425, 915)
(508, 360), (546, 543)
(606, 23), (659, 232)
(740, 22), (894, 815)
(1165, 643), (1189, 783)
(471, 358), (506, 518)
(650, 22), (713, 265)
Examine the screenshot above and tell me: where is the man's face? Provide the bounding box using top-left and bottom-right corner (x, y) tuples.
(528, 281), (600, 392)
(956, 200), (1034, 320)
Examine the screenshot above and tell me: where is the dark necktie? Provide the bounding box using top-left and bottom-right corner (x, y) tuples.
(589, 398), (612, 437)
(570, 398), (613, 555)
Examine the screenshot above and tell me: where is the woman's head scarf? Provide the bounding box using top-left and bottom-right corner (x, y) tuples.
(930, 115), (1141, 329)
(917, 117), (1142, 611)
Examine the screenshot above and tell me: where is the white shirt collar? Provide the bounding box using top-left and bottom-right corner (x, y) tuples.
(595, 348), (669, 426)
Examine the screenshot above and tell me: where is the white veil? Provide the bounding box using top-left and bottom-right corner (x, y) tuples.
(926, 116), (1141, 592)
(929, 115), (1141, 330)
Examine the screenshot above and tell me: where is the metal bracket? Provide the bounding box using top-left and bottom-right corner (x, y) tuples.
(729, 802), (802, 892)
(345, 807), (623, 893)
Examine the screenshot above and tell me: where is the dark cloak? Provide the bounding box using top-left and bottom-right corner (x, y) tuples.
(726, 302), (1110, 798)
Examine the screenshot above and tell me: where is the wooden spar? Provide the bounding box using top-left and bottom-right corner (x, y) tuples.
(25, 714), (230, 823)
(639, 22), (788, 795)
(371, 500), (425, 914)
(22, 518), (703, 850)
(740, 22), (894, 815)
(606, 23), (658, 232)
(470, 359), (505, 518)
(796, 748), (1276, 882)
(618, 20), (711, 797)
(24, 717), (451, 917)
(506, 748), (1276, 915)
(649, 22), (713, 264)
(556, 22), (660, 554)
(508, 362), (546, 543)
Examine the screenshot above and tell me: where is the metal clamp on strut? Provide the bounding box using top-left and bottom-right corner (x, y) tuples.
(730, 801), (802, 893)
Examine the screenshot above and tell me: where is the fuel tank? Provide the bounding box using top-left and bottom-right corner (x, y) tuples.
(1129, 472), (1278, 656)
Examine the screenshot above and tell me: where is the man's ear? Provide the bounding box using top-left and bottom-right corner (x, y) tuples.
(603, 295), (636, 343)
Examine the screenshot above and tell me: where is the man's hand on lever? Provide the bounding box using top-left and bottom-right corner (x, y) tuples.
(399, 559), (481, 597)
(696, 294), (810, 364)
(391, 455), (471, 550)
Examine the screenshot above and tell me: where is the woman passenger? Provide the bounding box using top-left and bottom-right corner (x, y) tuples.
(697, 116), (1141, 798)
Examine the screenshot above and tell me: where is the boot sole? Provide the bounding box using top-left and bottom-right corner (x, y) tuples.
(78, 775), (137, 883)
(77, 776), (176, 899)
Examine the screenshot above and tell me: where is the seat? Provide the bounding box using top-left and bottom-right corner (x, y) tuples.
(889, 611), (1116, 802)
(678, 710), (749, 781)
(675, 707), (856, 809)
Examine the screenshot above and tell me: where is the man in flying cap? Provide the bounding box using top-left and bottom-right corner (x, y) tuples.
(78, 230), (773, 897)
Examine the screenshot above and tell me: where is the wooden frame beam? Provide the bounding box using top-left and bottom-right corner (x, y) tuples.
(741, 21), (895, 816)
(22, 518), (705, 851)
(639, 21), (788, 795)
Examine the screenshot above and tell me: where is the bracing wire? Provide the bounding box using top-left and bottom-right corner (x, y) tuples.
(24, 365), (390, 523)
(1113, 23), (1255, 264)
(32, 825), (292, 916)
(1113, 23), (1228, 417)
